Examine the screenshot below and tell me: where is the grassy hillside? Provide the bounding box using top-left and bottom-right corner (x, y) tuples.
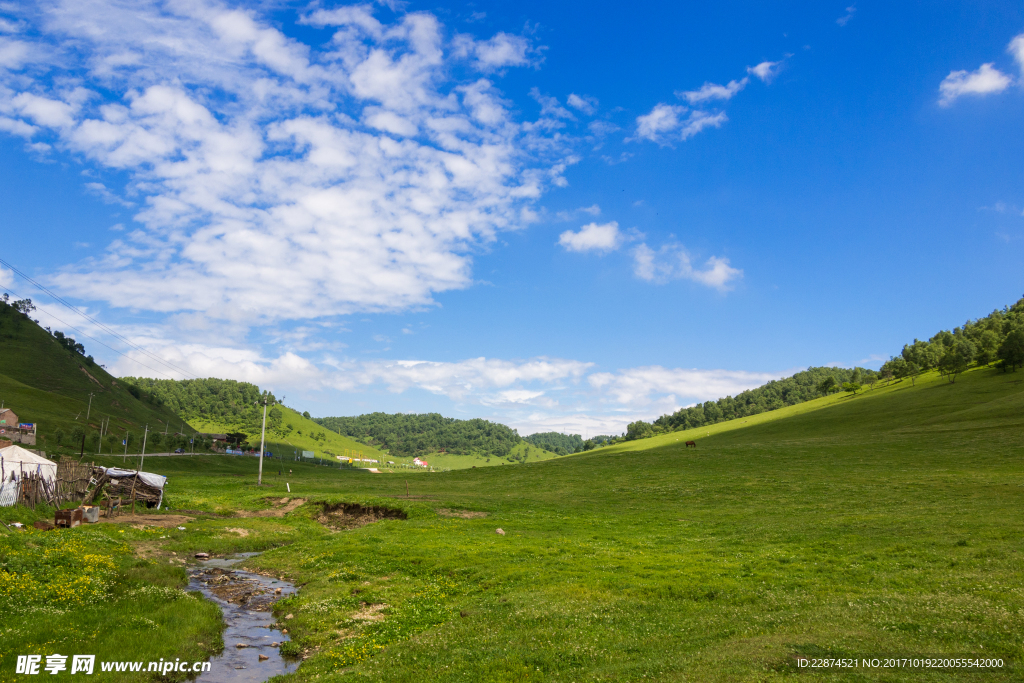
(189, 403), (387, 464)
(599, 364), (1021, 455)
(7, 363), (1016, 680)
(0, 304), (189, 455)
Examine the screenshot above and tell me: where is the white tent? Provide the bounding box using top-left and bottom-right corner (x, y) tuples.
(0, 445), (57, 484)
(0, 446), (57, 507)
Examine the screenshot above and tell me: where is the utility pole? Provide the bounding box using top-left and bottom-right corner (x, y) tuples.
(139, 424), (148, 472)
(85, 393), (94, 423)
(255, 393), (271, 486)
(123, 429), (128, 462)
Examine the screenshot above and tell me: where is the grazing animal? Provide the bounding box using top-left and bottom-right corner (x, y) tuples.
(685, 440), (697, 448)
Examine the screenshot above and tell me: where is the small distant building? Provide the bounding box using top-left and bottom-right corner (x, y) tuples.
(0, 408), (19, 430)
(0, 409), (35, 446)
(200, 433), (229, 443)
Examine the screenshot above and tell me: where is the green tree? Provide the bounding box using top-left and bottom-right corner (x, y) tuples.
(902, 340), (939, 370)
(842, 381), (862, 395)
(816, 376), (838, 396)
(973, 329), (1001, 366)
(997, 327), (1024, 371)
(851, 367), (863, 385)
(625, 420), (654, 441)
(938, 338), (976, 383)
(900, 360), (921, 386)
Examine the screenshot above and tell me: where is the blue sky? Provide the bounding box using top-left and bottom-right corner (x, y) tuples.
(1, 0), (1022, 435)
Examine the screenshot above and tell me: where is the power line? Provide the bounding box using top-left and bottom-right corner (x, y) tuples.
(1, 283), (181, 381)
(0, 257), (199, 380)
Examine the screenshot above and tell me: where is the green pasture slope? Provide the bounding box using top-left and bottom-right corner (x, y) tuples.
(188, 406), (560, 470)
(2, 364), (1022, 681)
(188, 403), (388, 464)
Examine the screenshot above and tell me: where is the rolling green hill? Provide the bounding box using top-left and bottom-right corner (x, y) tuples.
(0, 297), (192, 456)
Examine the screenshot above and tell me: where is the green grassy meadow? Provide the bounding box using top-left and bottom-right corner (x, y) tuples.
(2, 365), (1022, 681)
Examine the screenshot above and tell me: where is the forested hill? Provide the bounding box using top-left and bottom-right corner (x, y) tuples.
(649, 366), (874, 436)
(879, 295), (1024, 379)
(523, 432), (584, 455)
(315, 413), (520, 458)
(119, 377), (277, 429)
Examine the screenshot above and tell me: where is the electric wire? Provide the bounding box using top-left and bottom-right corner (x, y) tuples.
(0, 257), (199, 380)
(1, 283), (180, 381)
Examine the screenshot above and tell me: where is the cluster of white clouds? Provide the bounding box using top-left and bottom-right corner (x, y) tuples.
(0, 0), (570, 322)
(632, 243), (742, 291)
(938, 33), (1024, 106)
(103, 339), (783, 435)
(556, 208), (742, 292)
(632, 60), (780, 145)
(0, 0), (761, 321)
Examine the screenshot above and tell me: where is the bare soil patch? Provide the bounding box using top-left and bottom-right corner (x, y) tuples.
(99, 513), (194, 527)
(436, 508), (489, 519)
(316, 502), (407, 531)
(351, 603), (389, 621)
(235, 497), (307, 518)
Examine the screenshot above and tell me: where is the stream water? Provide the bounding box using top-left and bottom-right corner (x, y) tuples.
(187, 553), (301, 683)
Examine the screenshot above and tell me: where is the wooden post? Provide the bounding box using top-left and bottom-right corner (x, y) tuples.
(127, 471), (140, 516)
(405, 480), (409, 498)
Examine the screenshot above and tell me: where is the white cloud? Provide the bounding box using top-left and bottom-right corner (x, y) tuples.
(566, 92), (597, 114)
(633, 104), (727, 144)
(679, 110), (727, 140)
(0, 37), (34, 70)
(558, 221), (621, 253)
(452, 31), (535, 71)
(678, 78), (747, 104)
(587, 120), (618, 138)
(634, 103), (685, 142)
(588, 366), (784, 408)
(530, 87), (575, 121)
(632, 243), (742, 291)
(0, 115), (35, 137)
(0, 1), (572, 323)
(836, 5), (856, 27)
(84, 181), (133, 207)
(333, 356), (593, 401)
(554, 204), (601, 221)
(51, 303), (791, 436)
(1007, 33), (1024, 74)
(938, 63), (1012, 106)
(0, 266), (12, 288)
(746, 60), (781, 83)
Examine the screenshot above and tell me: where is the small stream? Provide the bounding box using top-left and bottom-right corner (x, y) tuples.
(187, 553), (301, 683)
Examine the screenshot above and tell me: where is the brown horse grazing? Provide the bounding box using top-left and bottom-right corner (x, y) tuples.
(685, 440), (697, 448)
